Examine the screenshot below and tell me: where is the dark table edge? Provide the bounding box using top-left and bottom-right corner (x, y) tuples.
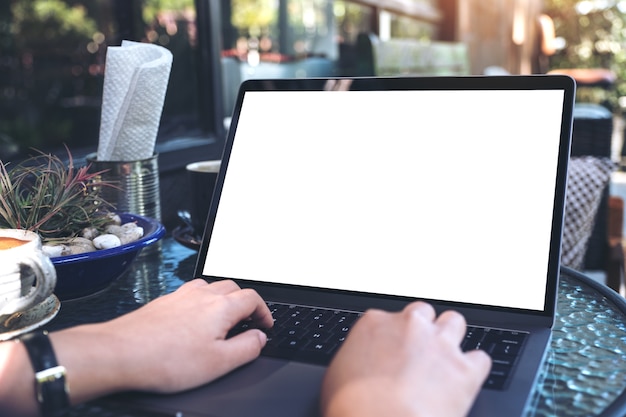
(560, 266), (626, 417)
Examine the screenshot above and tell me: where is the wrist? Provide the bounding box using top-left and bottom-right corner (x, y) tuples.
(323, 381), (421, 417)
(20, 331), (70, 417)
(0, 339), (39, 416)
(49, 323), (134, 403)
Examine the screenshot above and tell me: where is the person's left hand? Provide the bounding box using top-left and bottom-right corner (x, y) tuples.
(320, 301), (491, 417)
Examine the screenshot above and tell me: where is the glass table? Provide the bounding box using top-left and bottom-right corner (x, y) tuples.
(47, 237), (626, 417)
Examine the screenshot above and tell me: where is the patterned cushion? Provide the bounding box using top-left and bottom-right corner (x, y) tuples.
(561, 156), (615, 269)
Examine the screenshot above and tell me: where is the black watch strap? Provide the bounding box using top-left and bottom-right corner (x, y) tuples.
(21, 330), (70, 417)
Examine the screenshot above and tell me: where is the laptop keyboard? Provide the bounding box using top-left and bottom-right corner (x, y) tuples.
(229, 301), (528, 391)
(229, 302), (362, 363)
(461, 325), (528, 390)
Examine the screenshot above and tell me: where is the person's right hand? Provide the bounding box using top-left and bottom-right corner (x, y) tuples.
(320, 301), (492, 417)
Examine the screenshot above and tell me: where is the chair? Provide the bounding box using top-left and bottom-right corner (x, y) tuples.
(569, 103), (614, 268)
(554, 68), (625, 292)
(607, 196), (624, 291)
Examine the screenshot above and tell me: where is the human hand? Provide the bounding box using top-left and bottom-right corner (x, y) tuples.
(320, 302), (492, 417)
(54, 279), (273, 400)
(0, 279), (273, 416)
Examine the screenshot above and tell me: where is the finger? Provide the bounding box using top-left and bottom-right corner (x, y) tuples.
(178, 278), (240, 294)
(435, 310), (467, 342)
(239, 289), (274, 328)
(403, 301), (436, 322)
(215, 329), (268, 374)
(179, 278), (209, 289)
(224, 289), (274, 329)
(205, 279), (242, 295)
(465, 348), (492, 378)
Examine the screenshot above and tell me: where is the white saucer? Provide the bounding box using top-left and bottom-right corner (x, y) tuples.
(0, 295), (61, 341)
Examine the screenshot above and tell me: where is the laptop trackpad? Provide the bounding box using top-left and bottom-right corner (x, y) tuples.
(111, 357), (325, 417)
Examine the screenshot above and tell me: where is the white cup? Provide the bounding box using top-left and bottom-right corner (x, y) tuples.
(0, 229), (57, 316)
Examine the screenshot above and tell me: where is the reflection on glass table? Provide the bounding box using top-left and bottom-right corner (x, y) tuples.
(47, 238), (626, 417)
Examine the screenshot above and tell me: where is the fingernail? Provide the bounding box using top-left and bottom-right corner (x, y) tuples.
(258, 330), (267, 345)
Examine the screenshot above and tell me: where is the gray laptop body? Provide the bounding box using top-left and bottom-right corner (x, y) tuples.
(108, 75), (575, 417)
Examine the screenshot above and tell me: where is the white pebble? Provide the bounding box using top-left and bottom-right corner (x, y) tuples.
(119, 226), (144, 245)
(121, 222), (138, 231)
(81, 227), (100, 240)
(69, 237), (95, 246)
(42, 245), (66, 258)
(93, 234), (121, 250)
(104, 225), (123, 236)
(67, 245), (92, 255)
(67, 237), (96, 254)
(106, 213), (122, 225)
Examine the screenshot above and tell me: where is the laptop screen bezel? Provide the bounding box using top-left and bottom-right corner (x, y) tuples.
(194, 75), (575, 323)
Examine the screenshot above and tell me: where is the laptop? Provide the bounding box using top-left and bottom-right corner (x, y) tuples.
(105, 75), (575, 417)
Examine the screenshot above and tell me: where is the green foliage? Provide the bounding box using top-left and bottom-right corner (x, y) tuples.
(143, 0), (195, 24)
(2, 0), (102, 155)
(11, 0), (96, 49)
(545, 0), (626, 109)
(0, 149), (114, 240)
(231, 0), (277, 33)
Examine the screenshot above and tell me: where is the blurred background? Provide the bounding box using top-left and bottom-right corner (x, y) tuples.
(1, 0), (622, 160)
(3, 0), (626, 242)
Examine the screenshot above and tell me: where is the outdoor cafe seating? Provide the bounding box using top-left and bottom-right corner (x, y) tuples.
(551, 68), (625, 292)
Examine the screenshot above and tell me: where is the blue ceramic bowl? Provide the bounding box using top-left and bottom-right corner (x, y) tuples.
(51, 213), (166, 300)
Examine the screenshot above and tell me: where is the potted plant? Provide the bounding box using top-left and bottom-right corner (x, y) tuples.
(0, 150), (111, 234)
(0, 149), (144, 255)
(0, 149), (166, 300)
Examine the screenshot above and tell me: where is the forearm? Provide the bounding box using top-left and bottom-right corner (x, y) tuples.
(0, 280), (274, 417)
(0, 323), (132, 417)
(51, 323), (137, 403)
(0, 337), (37, 416)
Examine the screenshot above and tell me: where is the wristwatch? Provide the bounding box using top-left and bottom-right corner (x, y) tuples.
(20, 330), (70, 417)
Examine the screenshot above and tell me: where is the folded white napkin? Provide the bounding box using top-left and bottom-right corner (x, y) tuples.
(97, 40), (173, 161)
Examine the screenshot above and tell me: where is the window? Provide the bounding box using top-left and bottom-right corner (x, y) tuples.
(0, 0), (441, 163)
(219, 0), (439, 119)
(0, 0), (209, 161)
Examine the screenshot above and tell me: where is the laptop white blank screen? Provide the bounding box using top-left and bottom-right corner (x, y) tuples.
(203, 89), (565, 311)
